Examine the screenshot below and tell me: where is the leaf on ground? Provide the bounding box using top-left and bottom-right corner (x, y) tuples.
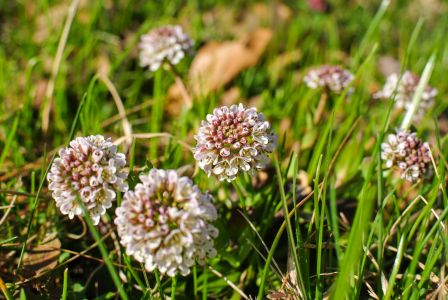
(168, 28), (273, 107)
(191, 28), (273, 95)
(22, 233), (61, 278)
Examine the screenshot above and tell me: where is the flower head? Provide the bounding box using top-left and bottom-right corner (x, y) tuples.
(139, 25), (193, 72)
(374, 70), (437, 122)
(381, 129), (431, 182)
(193, 104), (277, 182)
(115, 169), (218, 277)
(303, 65), (354, 94)
(47, 135), (128, 225)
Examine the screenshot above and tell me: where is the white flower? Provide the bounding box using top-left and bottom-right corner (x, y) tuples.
(193, 104), (277, 182)
(381, 129), (431, 182)
(303, 65), (354, 94)
(115, 169), (218, 277)
(47, 135), (128, 225)
(374, 70), (437, 122)
(139, 25), (193, 72)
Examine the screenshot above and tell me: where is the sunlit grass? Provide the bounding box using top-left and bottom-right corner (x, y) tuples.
(1, 0), (448, 299)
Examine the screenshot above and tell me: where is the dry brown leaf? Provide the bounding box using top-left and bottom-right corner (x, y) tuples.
(23, 233), (61, 277)
(168, 28), (273, 110)
(190, 28), (273, 95)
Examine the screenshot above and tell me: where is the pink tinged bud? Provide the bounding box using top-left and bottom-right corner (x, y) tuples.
(80, 187), (93, 200)
(80, 177), (89, 186)
(90, 176), (99, 187)
(138, 214), (146, 223)
(220, 148), (231, 157)
(72, 172), (80, 181)
(79, 142), (91, 155)
(92, 150), (104, 163)
(145, 219), (155, 227)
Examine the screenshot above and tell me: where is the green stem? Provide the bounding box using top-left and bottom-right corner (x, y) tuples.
(273, 154), (308, 300)
(193, 265), (198, 297)
(383, 236), (405, 300)
(78, 199), (129, 300)
(154, 270), (164, 300)
(202, 265), (208, 300)
(62, 268), (69, 300)
(171, 275), (177, 300)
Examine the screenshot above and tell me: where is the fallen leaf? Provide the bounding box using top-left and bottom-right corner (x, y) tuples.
(23, 233), (61, 277)
(190, 28), (273, 96)
(168, 28), (273, 107)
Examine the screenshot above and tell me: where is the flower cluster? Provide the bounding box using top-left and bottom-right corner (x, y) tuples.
(115, 169), (218, 277)
(193, 104), (277, 182)
(381, 129), (431, 182)
(139, 25), (193, 72)
(47, 135), (128, 225)
(303, 65), (354, 94)
(374, 70), (438, 122)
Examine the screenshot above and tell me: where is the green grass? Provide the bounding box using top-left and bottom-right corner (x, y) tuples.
(1, 0), (448, 299)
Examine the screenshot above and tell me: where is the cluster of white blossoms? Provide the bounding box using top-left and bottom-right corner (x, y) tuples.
(139, 25), (193, 72)
(381, 129), (432, 183)
(193, 104), (277, 182)
(303, 65), (354, 94)
(374, 70), (438, 122)
(47, 135), (128, 225)
(115, 169), (218, 277)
